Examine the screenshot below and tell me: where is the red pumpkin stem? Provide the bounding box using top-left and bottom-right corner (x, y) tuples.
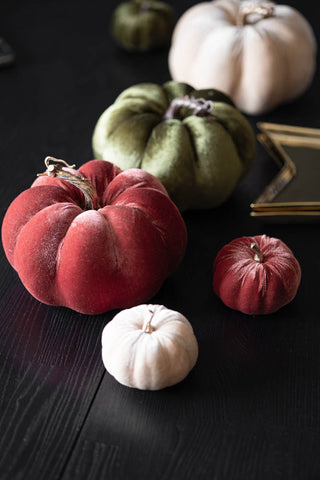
(38, 156), (97, 211)
(164, 95), (215, 120)
(237, 2), (275, 26)
(144, 309), (155, 333)
(251, 243), (264, 263)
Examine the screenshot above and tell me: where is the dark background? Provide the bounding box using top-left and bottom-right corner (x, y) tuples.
(0, 1), (319, 479)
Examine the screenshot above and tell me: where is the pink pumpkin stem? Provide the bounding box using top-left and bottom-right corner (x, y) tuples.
(38, 156), (97, 210)
(164, 95), (215, 120)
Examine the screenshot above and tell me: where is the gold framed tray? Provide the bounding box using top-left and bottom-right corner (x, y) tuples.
(251, 122), (320, 218)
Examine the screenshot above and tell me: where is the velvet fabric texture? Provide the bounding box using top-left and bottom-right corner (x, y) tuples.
(168, 0), (317, 115)
(92, 80), (255, 211)
(1, 160), (187, 315)
(213, 234), (301, 315)
(111, 0), (175, 52)
(101, 304), (199, 390)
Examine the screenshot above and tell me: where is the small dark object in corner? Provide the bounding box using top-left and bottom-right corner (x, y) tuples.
(0, 37), (15, 67)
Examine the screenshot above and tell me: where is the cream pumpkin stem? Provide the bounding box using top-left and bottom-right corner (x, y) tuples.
(164, 95), (215, 120)
(143, 309), (155, 333)
(250, 242), (264, 263)
(38, 156), (97, 210)
(237, 1), (275, 26)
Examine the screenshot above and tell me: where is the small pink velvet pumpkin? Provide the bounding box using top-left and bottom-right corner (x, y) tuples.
(213, 234), (301, 315)
(1, 157), (187, 315)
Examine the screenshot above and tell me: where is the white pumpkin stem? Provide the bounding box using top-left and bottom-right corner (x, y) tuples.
(37, 156), (97, 210)
(143, 309), (155, 333)
(164, 95), (215, 120)
(250, 242), (264, 263)
(237, 1), (275, 25)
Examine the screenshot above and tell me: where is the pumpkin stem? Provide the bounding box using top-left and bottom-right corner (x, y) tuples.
(140, 1), (151, 12)
(237, 1), (275, 26)
(143, 309), (155, 333)
(37, 156), (97, 211)
(164, 95), (215, 120)
(250, 242), (264, 263)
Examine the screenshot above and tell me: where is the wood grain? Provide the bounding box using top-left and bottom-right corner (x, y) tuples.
(0, 273), (108, 479)
(1, 0), (320, 479)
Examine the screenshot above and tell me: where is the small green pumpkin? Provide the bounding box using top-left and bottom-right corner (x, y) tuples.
(92, 81), (256, 211)
(111, 0), (175, 52)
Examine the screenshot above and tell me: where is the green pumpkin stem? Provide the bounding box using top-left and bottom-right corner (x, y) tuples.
(139, 1), (152, 12)
(38, 156), (97, 210)
(237, 1), (275, 26)
(250, 242), (264, 263)
(164, 95), (215, 120)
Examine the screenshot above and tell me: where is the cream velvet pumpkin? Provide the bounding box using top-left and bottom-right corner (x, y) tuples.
(101, 304), (199, 390)
(169, 0), (317, 115)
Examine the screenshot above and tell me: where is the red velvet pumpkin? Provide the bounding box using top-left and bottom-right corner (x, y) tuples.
(213, 234), (301, 315)
(1, 158), (187, 315)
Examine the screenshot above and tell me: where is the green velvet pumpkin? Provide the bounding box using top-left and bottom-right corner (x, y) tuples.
(111, 0), (175, 52)
(92, 81), (256, 211)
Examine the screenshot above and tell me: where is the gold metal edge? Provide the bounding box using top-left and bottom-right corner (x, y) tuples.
(251, 201), (320, 208)
(251, 123), (320, 217)
(252, 132), (296, 205)
(270, 136), (320, 148)
(257, 122), (320, 138)
(252, 207), (320, 212)
(251, 211), (320, 217)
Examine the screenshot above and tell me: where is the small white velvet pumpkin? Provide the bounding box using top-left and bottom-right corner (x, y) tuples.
(101, 304), (199, 390)
(169, 0), (317, 115)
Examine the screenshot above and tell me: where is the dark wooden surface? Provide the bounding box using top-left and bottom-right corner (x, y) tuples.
(1, 1), (319, 479)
